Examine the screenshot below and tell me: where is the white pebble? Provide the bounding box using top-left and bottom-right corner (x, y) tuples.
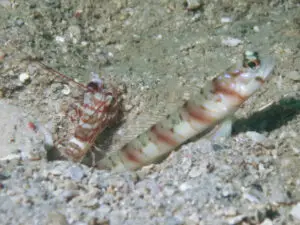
(221, 37), (243, 47)
(290, 203), (300, 221)
(246, 131), (266, 144)
(55, 36), (65, 43)
(108, 52), (114, 57)
(155, 34), (162, 40)
(222, 207), (238, 216)
(0, 153), (20, 161)
(227, 215), (246, 225)
(186, 0), (202, 10)
(243, 192), (260, 203)
(245, 50), (254, 57)
(260, 219), (273, 225)
(253, 25), (260, 32)
(19, 72), (30, 83)
(61, 84), (71, 95)
(81, 41), (88, 47)
(221, 17), (232, 23)
(179, 182), (192, 191)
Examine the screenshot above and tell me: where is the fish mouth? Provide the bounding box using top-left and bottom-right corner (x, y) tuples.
(243, 51), (275, 81)
(257, 56), (276, 81)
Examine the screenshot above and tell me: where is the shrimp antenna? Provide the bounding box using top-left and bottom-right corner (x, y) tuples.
(37, 61), (89, 90)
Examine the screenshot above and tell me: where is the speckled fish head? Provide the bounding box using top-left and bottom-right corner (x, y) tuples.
(241, 51), (275, 82)
(221, 51), (275, 98)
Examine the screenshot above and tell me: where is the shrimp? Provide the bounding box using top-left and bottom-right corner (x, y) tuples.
(96, 51), (275, 172)
(36, 62), (122, 162)
(62, 76), (121, 162)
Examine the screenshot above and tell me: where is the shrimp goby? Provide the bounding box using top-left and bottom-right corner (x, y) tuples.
(96, 51), (275, 172)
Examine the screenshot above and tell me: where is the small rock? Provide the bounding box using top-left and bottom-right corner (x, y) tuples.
(67, 165), (85, 181)
(291, 139), (300, 154)
(290, 203), (300, 221)
(97, 53), (110, 66)
(186, 213), (200, 224)
(109, 210), (127, 225)
(188, 167), (202, 178)
(155, 34), (163, 40)
(46, 211), (68, 225)
(98, 204), (111, 215)
(222, 207), (238, 217)
(55, 36), (65, 43)
(49, 164), (66, 176)
(74, 9), (83, 18)
(221, 37), (243, 47)
(83, 198), (99, 208)
(253, 25), (260, 32)
(243, 193), (260, 203)
(80, 41), (88, 47)
(269, 182), (289, 203)
(164, 186), (176, 196)
(179, 182), (192, 192)
(246, 131), (267, 144)
(165, 216), (184, 225)
(227, 215), (246, 225)
(221, 184), (236, 198)
(132, 34), (141, 42)
(124, 103), (133, 111)
(0, 0), (11, 8)
(88, 171), (111, 187)
(19, 72), (30, 84)
(221, 17), (232, 23)
(15, 19), (24, 27)
(186, 0), (202, 10)
(62, 190), (79, 201)
(67, 25), (81, 44)
(61, 84), (71, 95)
(63, 180), (78, 190)
(260, 218), (273, 225)
(286, 71), (300, 81)
(181, 157), (192, 173)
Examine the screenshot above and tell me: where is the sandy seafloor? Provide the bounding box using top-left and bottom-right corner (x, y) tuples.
(0, 0), (300, 224)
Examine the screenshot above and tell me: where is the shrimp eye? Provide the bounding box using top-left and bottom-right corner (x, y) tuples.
(87, 82), (100, 92)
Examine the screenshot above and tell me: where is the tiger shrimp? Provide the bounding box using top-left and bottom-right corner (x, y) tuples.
(36, 62), (122, 162)
(96, 51), (276, 172)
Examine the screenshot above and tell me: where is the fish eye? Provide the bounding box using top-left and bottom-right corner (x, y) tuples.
(243, 51), (260, 69)
(247, 61), (258, 69)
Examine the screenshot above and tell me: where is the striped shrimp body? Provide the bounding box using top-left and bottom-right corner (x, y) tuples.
(62, 75), (121, 162)
(35, 61), (122, 162)
(97, 51), (275, 172)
